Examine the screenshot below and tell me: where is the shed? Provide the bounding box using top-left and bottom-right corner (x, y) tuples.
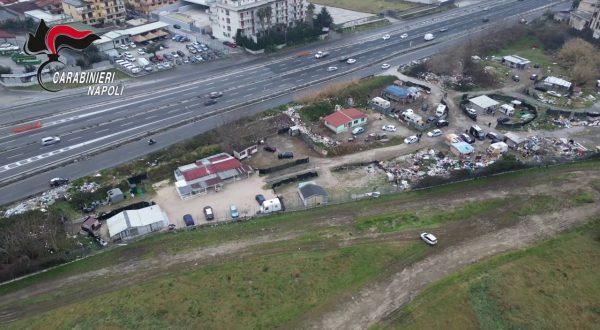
(382, 85), (418, 102)
(298, 182), (328, 207)
(487, 142), (509, 154)
(232, 142), (258, 160)
(107, 204), (169, 241)
(107, 187), (124, 203)
(469, 95), (500, 113)
(502, 55), (530, 69)
(504, 132), (527, 148)
(450, 142), (475, 156)
(81, 216), (101, 233)
(543, 76), (572, 91)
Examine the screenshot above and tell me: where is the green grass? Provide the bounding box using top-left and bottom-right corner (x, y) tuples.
(379, 217), (600, 329)
(7, 242), (422, 330)
(311, 0), (418, 13)
(496, 34), (567, 76)
(1, 160), (598, 297)
(574, 191), (595, 204)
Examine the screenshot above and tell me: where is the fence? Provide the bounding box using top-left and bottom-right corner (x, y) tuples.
(257, 157), (310, 175)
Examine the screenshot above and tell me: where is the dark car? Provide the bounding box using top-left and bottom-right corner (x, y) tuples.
(173, 24), (181, 29)
(533, 63), (540, 68)
(222, 41), (237, 48)
(183, 214), (194, 227)
(177, 50), (185, 57)
(439, 27), (449, 32)
(203, 206), (214, 221)
(278, 151), (294, 159)
(255, 194), (266, 206)
(263, 145), (276, 152)
(204, 99), (217, 106)
(81, 205), (96, 213)
(460, 133), (475, 144)
(436, 120), (449, 128)
(530, 74), (538, 81)
(49, 177), (69, 187)
(168, 224), (176, 230)
(163, 54), (173, 60)
(426, 116), (437, 123)
(486, 132), (501, 142)
(497, 117), (510, 124)
(512, 75), (520, 82)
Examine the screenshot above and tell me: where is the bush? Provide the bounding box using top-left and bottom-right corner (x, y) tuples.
(300, 100), (333, 121)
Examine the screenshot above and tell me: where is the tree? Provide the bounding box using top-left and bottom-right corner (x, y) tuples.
(264, 5), (272, 33)
(82, 45), (102, 64)
(256, 7), (267, 35)
(306, 3), (315, 27)
(146, 42), (162, 55)
(315, 7), (333, 29)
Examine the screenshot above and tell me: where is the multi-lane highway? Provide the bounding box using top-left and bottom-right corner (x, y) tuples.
(0, 0), (563, 205)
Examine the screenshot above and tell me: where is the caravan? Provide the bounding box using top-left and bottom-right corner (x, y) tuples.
(500, 104), (515, 116)
(435, 104), (447, 118)
(260, 198), (282, 214)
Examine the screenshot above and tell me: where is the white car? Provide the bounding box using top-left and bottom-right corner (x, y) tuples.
(382, 34), (390, 40)
(420, 232), (437, 245)
(404, 135), (418, 144)
(483, 6), (489, 11)
(129, 42), (136, 48)
(400, 33), (408, 39)
(352, 127), (365, 135)
(119, 45), (128, 50)
(137, 49), (145, 55)
(547, 91), (562, 97)
(346, 58), (356, 64)
(427, 129), (442, 137)
(327, 66), (338, 72)
(41, 136), (60, 146)
(382, 125), (397, 132)
(381, 63), (391, 69)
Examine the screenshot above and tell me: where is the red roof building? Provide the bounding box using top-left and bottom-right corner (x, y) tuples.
(174, 153), (253, 199)
(323, 108), (368, 134)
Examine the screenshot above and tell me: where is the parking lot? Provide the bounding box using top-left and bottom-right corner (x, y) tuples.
(153, 175), (277, 228)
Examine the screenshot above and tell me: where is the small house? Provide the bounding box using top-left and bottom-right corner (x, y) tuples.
(81, 216), (101, 233)
(232, 142), (258, 160)
(298, 182), (328, 207)
(499, 104), (515, 116)
(450, 142), (475, 157)
(323, 108), (368, 134)
(504, 132), (527, 148)
(468, 95), (500, 113)
(107, 204), (169, 241)
(107, 188), (124, 203)
(502, 55), (530, 69)
(543, 76), (572, 93)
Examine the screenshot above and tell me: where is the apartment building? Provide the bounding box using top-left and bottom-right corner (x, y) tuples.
(35, 0), (63, 14)
(128, 0), (178, 15)
(570, 0), (598, 31)
(210, 0), (307, 42)
(589, 3), (600, 38)
(62, 0), (126, 26)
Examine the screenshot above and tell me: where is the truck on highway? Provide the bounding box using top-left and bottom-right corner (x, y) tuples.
(314, 50), (330, 59)
(137, 57), (150, 67)
(424, 33), (434, 41)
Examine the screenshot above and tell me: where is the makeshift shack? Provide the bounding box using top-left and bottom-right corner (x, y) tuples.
(450, 142), (475, 157)
(487, 142), (509, 155)
(504, 132), (527, 148)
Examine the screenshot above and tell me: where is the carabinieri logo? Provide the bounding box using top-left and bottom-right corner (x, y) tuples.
(23, 19), (100, 92)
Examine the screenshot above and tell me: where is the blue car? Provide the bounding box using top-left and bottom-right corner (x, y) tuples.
(183, 214), (194, 227)
(230, 205), (239, 219)
(255, 194), (266, 206)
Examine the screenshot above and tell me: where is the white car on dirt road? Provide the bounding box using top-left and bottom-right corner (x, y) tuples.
(404, 135), (418, 144)
(382, 125), (397, 132)
(427, 129), (442, 137)
(420, 232), (437, 245)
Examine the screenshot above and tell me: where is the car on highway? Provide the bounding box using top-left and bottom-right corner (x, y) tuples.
(204, 206), (215, 221)
(382, 34), (390, 40)
(400, 33), (408, 39)
(427, 129), (442, 137)
(278, 151), (294, 159)
(315, 50), (329, 58)
(346, 58), (356, 64)
(483, 6), (489, 11)
(208, 91), (223, 98)
(49, 177), (69, 187)
(420, 232), (437, 245)
(352, 127), (365, 135)
(41, 136), (60, 146)
(404, 135), (418, 144)
(204, 99), (217, 106)
(382, 125), (396, 132)
(439, 27), (449, 32)
(230, 205), (239, 219)
(263, 145), (276, 152)
(436, 120), (449, 127)
(482, 17), (490, 22)
(460, 133), (475, 144)
(183, 214), (194, 226)
(255, 194), (266, 206)
(327, 66), (338, 72)
(339, 55), (349, 62)
(381, 63), (391, 69)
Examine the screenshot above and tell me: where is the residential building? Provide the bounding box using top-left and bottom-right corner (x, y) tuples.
(35, 0), (63, 14)
(323, 108), (368, 134)
(174, 152), (253, 199)
(25, 9), (72, 24)
(62, 0), (126, 26)
(232, 142), (258, 160)
(297, 182), (328, 207)
(128, 0), (178, 15)
(468, 95), (500, 113)
(210, 0), (307, 42)
(502, 55), (530, 69)
(107, 204), (169, 241)
(570, 0), (598, 31)
(543, 76), (572, 93)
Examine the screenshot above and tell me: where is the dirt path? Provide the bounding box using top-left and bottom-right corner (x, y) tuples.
(303, 203), (600, 330)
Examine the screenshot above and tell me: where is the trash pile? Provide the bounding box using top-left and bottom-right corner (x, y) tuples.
(517, 136), (589, 159)
(285, 106), (340, 148)
(3, 185), (70, 217)
(551, 116), (600, 128)
(78, 181), (100, 193)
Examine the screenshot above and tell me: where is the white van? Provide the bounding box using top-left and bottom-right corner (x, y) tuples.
(41, 136), (60, 146)
(260, 198), (282, 214)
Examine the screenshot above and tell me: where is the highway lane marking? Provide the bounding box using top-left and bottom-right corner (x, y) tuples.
(121, 122), (135, 126)
(96, 128), (110, 134)
(242, 94), (253, 98)
(69, 136), (83, 141)
(147, 115), (158, 119)
(167, 109), (179, 114)
(311, 74), (319, 78)
(247, 87), (257, 91)
(6, 153), (23, 160)
(228, 91), (239, 96)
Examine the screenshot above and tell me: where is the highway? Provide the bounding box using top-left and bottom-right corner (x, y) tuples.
(0, 0), (563, 205)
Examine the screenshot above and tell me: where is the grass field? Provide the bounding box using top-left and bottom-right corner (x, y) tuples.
(7, 242), (425, 329)
(378, 218), (600, 330)
(495, 35), (567, 76)
(312, 0), (418, 13)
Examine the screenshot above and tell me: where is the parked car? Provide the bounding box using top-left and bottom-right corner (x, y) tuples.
(208, 91), (223, 98)
(168, 224), (176, 230)
(497, 117), (510, 124)
(382, 125), (396, 132)
(49, 177), (69, 187)
(486, 132), (501, 142)
(230, 205), (239, 219)
(41, 136), (61, 146)
(400, 33), (408, 38)
(96, 237), (108, 247)
(81, 205), (95, 213)
(119, 44), (128, 50)
(204, 99), (217, 106)
(381, 63), (391, 69)
(203, 206), (215, 221)
(427, 129), (442, 137)
(530, 74), (538, 80)
(420, 232), (437, 245)
(255, 194), (266, 206)
(327, 66), (338, 72)
(278, 151), (294, 159)
(263, 145), (276, 152)
(137, 49), (145, 55)
(436, 120), (449, 127)
(460, 133), (475, 144)
(177, 50), (185, 57)
(173, 24), (181, 29)
(512, 75), (520, 82)
(129, 42), (136, 48)
(382, 34), (390, 40)
(346, 58), (356, 64)
(404, 135), (418, 144)
(352, 126), (365, 135)
(183, 214), (194, 226)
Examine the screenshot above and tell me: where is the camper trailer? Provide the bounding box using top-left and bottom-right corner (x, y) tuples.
(500, 104), (515, 116)
(260, 198), (282, 214)
(469, 125), (485, 140)
(401, 109), (423, 125)
(371, 97), (391, 109)
(435, 104), (447, 118)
